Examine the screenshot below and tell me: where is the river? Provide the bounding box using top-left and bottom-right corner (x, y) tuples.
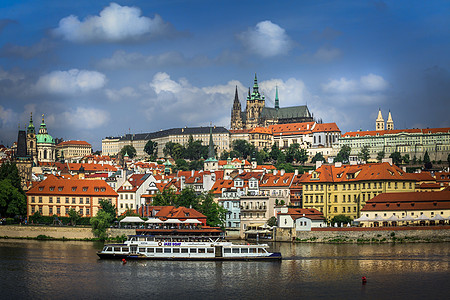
(0, 239), (448, 299)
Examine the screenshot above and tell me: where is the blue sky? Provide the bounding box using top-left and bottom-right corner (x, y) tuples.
(0, 0), (449, 150)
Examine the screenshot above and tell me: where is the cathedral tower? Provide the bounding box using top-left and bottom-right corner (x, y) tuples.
(26, 112), (37, 164)
(386, 110), (394, 130)
(376, 109), (385, 131)
(230, 86), (243, 130)
(245, 73), (265, 129)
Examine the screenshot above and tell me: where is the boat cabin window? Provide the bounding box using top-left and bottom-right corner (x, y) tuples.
(181, 248), (189, 253)
(114, 247), (121, 252)
(122, 247), (129, 252)
(207, 248), (214, 253)
(232, 248), (239, 254)
(190, 248), (197, 253)
(248, 248), (255, 253)
(164, 248), (171, 253)
(147, 248), (154, 253)
(156, 248), (163, 253)
(258, 248), (264, 253)
(173, 248), (180, 253)
(198, 248), (206, 253)
(241, 248), (248, 253)
(139, 248), (145, 252)
(224, 248), (231, 254)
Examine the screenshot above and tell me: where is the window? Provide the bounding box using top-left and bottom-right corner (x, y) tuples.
(72, 197), (76, 204)
(79, 208), (83, 215)
(86, 208), (90, 215)
(232, 248), (240, 254)
(82, 187), (88, 191)
(57, 207), (60, 215)
(181, 248), (188, 253)
(38, 197), (42, 203)
(65, 197), (69, 204)
(190, 248), (197, 253)
(31, 196), (35, 203)
(58, 187), (63, 191)
(173, 248), (180, 253)
(156, 248), (163, 253)
(56, 197), (60, 203)
(334, 195), (337, 203)
(164, 248), (171, 253)
(86, 198), (90, 204)
(49, 207), (53, 214)
(66, 207), (69, 214)
(79, 197), (83, 204)
(49, 197), (53, 203)
(72, 187), (77, 191)
(224, 248), (231, 254)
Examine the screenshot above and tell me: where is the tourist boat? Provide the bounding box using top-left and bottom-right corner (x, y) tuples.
(97, 235), (282, 261)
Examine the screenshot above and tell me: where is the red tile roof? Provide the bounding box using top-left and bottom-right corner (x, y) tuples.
(56, 140), (91, 146)
(279, 207), (325, 221)
(361, 190), (450, 212)
(260, 173), (295, 187)
(26, 175), (117, 197)
(342, 127), (450, 137)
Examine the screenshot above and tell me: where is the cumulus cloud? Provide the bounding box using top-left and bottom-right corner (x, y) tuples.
(0, 105), (17, 127)
(53, 2), (175, 43)
(61, 107), (109, 129)
(322, 73), (388, 93)
(237, 21), (293, 57)
(35, 69), (106, 94)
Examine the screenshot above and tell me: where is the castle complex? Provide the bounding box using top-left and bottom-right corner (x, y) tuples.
(230, 74), (313, 130)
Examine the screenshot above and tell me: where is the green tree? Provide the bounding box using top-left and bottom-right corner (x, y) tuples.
(90, 199), (117, 239)
(232, 139), (255, 159)
(198, 193), (226, 227)
(120, 145), (136, 159)
(98, 199), (117, 218)
(0, 162), (26, 218)
(267, 216), (277, 227)
(152, 189), (177, 206)
(144, 140), (158, 160)
(389, 151), (402, 166)
(311, 152), (325, 163)
(176, 188), (200, 210)
(331, 214), (352, 226)
(255, 149), (270, 165)
(334, 145), (351, 163)
(175, 159), (189, 171)
(189, 159), (204, 171)
(68, 208), (81, 226)
(358, 146), (370, 162)
(270, 144), (282, 162)
(402, 154), (410, 164)
(172, 143), (185, 160)
(275, 163), (295, 173)
(376, 150), (385, 162)
(163, 141), (176, 158)
(423, 151), (432, 169)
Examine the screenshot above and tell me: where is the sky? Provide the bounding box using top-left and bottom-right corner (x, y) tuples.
(0, 0), (449, 151)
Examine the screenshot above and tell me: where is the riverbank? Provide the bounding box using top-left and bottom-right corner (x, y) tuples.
(275, 226), (450, 243)
(0, 225), (135, 241)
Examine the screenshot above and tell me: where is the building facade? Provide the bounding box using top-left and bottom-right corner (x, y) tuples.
(56, 140), (92, 160)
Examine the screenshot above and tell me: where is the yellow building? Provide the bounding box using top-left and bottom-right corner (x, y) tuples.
(56, 140), (92, 160)
(26, 175), (118, 218)
(301, 162), (420, 221)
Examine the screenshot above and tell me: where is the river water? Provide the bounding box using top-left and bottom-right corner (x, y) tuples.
(0, 239), (449, 299)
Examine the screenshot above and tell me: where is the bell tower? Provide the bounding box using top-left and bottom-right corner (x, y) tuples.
(26, 112), (37, 164)
(245, 73), (265, 129)
(376, 109), (385, 131)
(386, 110), (394, 130)
(230, 86), (243, 130)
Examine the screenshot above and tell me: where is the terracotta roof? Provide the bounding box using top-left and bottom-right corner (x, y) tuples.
(250, 127), (272, 134)
(210, 180), (234, 195)
(117, 174), (151, 193)
(312, 122), (340, 133)
(278, 207), (325, 221)
(260, 173), (294, 187)
(436, 172), (450, 182)
(255, 165), (276, 170)
(342, 127), (450, 137)
(361, 190), (450, 212)
(57, 140), (91, 146)
(154, 206), (206, 220)
(269, 122), (315, 136)
(26, 175), (117, 197)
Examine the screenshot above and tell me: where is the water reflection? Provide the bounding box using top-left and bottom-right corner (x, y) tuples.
(0, 239), (449, 299)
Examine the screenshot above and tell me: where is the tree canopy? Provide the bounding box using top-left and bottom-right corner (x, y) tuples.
(311, 152), (325, 163)
(144, 140), (158, 160)
(358, 146), (370, 162)
(389, 151), (402, 165)
(120, 145), (137, 159)
(334, 145), (351, 163)
(0, 162), (26, 218)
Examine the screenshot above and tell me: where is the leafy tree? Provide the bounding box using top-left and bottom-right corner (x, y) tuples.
(255, 149), (270, 165)
(297, 166), (305, 174)
(120, 145), (136, 159)
(423, 151), (432, 169)
(296, 148), (309, 165)
(68, 208), (81, 226)
(402, 154), (410, 164)
(90, 199), (117, 239)
(412, 155), (417, 165)
(175, 159), (189, 171)
(275, 163), (295, 173)
(0, 162), (26, 217)
(358, 146), (370, 162)
(232, 139), (255, 159)
(189, 159), (204, 171)
(389, 151), (402, 166)
(331, 214), (352, 226)
(185, 135), (208, 160)
(163, 141), (177, 158)
(172, 143), (185, 160)
(334, 145), (351, 163)
(152, 189), (177, 206)
(144, 140), (158, 160)
(270, 144), (282, 162)
(93, 150), (101, 155)
(220, 150), (240, 160)
(376, 150), (385, 162)
(198, 193), (226, 227)
(176, 188), (200, 210)
(267, 216), (277, 227)
(311, 152), (325, 163)
(29, 211), (43, 224)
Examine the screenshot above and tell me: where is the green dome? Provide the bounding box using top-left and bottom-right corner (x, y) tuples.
(36, 134), (55, 144)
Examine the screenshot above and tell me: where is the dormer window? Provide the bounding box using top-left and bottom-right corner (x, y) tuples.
(82, 187), (88, 191)
(58, 187), (63, 191)
(49, 186), (55, 191)
(72, 187), (77, 191)
(39, 187), (44, 191)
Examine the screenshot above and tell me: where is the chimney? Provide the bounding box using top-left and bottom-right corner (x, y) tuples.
(294, 169), (298, 176)
(280, 169), (285, 176)
(315, 161), (323, 169)
(273, 169), (277, 175)
(335, 162), (342, 168)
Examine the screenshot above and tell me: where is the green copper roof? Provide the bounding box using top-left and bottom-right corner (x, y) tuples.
(36, 133), (55, 144)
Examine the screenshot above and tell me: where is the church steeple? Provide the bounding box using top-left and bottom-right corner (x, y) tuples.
(376, 109), (385, 131)
(39, 114), (48, 134)
(208, 126), (216, 160)
(230, 86), (243, 130)
(275, 85), (280, 109)
(386, 110), (394, 130)
(27, 112), (35, 134)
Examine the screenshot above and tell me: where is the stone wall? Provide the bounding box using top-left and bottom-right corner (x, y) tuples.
(106, 228), (136, 238)
(0, 225), (96, 239)
(275, 226), (450, 243)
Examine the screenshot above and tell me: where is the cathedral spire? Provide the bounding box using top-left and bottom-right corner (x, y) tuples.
(253, 73), (259, 93)
(27, 112), (35, 134)
(275, 85), (279, 109)
(208, 126), (216, 160)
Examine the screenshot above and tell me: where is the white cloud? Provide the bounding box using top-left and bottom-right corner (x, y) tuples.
(53, 3), (173, 43)
(36, 69), (106, 94)
(97, 50), (187, 69)
(61, 107), (109, 129)
(238, 21), (293, 57)
(0, 105), (17, 127)
(105, 86), (139, 101)
(322, 74), (388, 93)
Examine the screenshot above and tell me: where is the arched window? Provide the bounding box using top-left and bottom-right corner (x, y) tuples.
(44, 149), (47, 159)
